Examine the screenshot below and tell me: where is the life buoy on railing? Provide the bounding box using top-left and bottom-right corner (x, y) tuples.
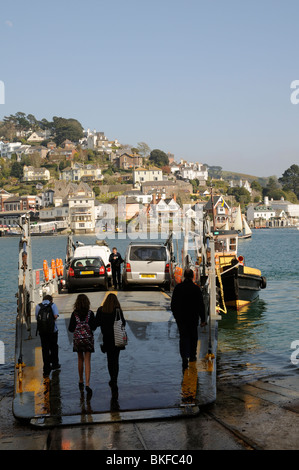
(59, 259), (64, 277)
(43, 260), (49, 282)
(174, 266), (183, 284)
(51, 259), (56, 278)
(56, 258), (60, 276)
(238, 255), (244, 266)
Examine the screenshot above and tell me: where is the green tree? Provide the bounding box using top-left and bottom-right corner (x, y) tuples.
(227, 187), (251, 204)
(251, 180), (262, 192)
(149, 149), (169, 167)
(52, 116), (84, 145)
(278, 164), (299, 199)
(10, 161), (23, 179)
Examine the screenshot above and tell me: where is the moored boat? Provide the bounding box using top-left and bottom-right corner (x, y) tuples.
(232, 205), (252, 239)
(214, 229), (266, 310)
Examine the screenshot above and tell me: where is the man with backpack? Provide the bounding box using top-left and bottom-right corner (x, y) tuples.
(35, 294), (60, 378)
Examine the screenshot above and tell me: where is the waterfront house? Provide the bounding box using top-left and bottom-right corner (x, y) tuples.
(247, 197), (299, 227)
(41, 188), (55, 207)
(0, 189), (13, 211)
(4, 195), (36, 212)
(204, 195), (231, 226)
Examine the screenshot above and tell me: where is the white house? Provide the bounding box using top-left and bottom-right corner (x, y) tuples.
(27, 130), (51, 142)
(61, 162), (103, 182)
(41, 189), (55, 207)
(246, 199), (276, 224)
(68, 183), (95, 233)
(149, 196), (181, 221)
(133, 167), (163, 184)
(180, 163), (208, 183)
(23, 166), (50, 182)
(0, 141), (22, 158)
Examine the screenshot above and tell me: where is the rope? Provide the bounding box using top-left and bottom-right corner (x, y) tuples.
(216, 267), (227, 314)
(215, 261), (240, 314)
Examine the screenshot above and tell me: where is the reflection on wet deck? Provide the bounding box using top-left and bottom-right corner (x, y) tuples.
(13, 290), (217, 427)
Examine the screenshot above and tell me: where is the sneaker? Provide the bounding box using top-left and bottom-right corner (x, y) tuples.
(86, 386), (92, 398)
(79, 382), (84, 391)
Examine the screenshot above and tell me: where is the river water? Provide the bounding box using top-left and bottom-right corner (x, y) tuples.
(0, 228), (299, 398)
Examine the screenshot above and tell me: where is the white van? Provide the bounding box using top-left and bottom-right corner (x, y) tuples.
(122, 242), (171, 290)
(73, 243), (112, 284)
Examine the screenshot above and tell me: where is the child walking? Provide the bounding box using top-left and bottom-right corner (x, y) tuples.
(68, 294), (97, 398)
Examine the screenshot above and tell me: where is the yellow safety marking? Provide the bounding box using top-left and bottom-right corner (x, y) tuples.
(181, 361), (198, 404)
(17, 347), (50, 415)
(161, 291), (171, 299)
(181, 341), (201, 404)
(225, 299), (250, 309)
(243, 266), (261, 276)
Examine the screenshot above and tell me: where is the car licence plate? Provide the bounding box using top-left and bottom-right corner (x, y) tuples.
(80, 271), (94, 275)
(140, 274), (156, 278)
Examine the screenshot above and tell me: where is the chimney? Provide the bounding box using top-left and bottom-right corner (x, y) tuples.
(153, 193), (156, 205)
(173, 193), (176, 201)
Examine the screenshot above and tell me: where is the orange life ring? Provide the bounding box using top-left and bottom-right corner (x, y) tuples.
(59, 259), (63, 276)
(174, 266), (183, 284)
(51, 259), (56, 278)
(43, 260), (49, 282)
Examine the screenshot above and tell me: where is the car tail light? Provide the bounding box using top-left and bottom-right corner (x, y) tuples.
(69, 267), (75, 277)
(99, 266), (105, 275)
(126, 263), (131, 272)
(106, 263), (111, 272)
(165, 263), (170, 273)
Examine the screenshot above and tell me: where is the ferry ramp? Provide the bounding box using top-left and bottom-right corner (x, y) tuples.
(13, 288), (218, 428)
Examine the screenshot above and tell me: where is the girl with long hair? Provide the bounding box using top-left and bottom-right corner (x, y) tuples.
(96, 293), (126, 399)
(69, 294), (97, 398)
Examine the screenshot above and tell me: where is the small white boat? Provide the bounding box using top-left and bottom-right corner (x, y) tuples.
(233, 205), (252, 239)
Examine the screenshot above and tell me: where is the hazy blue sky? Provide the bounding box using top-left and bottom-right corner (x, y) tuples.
(1, 0), (299, 177)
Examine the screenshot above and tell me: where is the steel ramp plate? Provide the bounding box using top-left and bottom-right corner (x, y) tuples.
(30, 406), (200, 428)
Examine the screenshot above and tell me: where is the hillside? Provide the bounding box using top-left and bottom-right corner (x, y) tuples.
(221, 170), (270, 186)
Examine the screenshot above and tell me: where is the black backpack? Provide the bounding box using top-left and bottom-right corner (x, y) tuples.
(36, 302), (55, 336)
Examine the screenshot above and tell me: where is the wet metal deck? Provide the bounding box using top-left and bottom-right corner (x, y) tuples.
(13, 289), (218, 428)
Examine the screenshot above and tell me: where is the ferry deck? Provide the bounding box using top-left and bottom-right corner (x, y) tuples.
(13, 288), (218, 428)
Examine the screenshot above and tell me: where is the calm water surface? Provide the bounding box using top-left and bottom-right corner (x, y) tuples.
(0, 229), (299, 395)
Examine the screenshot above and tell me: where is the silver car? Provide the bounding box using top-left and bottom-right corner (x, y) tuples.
(122, 242), (171, 290)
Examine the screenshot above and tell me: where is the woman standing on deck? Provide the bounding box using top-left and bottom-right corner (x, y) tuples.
(68, 294), (97, 398)
(96, 293), (126, 400)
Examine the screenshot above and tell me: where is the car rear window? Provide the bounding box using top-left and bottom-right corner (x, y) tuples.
(129, 246), (166, 261)
(72, 258), (102, 267)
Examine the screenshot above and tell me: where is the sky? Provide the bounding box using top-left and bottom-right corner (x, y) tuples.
(1, 0), (299, 178)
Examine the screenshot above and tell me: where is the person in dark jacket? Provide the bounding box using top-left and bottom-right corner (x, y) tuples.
(109, 247), (123, 289)
(68, 294), (97, 397)
(171, 268), (206, 370)
(35, 294), (60, 378)
(96, 293), (126, 400)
